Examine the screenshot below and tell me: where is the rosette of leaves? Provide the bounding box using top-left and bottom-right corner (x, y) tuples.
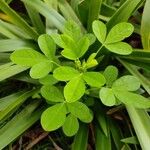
(10, 20), (150, 138)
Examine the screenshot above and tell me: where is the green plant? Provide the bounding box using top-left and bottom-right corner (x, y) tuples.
(0, 0), (150, 149)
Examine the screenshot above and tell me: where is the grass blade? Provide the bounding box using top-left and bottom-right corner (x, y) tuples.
(22, 0), (66, 32)
(87, 0), (102, 32)
(71, 123), (88, 150)
(0, 0), (39, 40)
(106, 0), (143, 31)
(0, 64), (29, 81)
(141, 0), (150, 49)
(126, 106), (150, 150)
(0, 101), (43, 149)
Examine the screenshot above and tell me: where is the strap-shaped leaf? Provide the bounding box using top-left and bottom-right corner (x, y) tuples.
(83, 72), (106, 88)
(99, 87), (116, 106)
(10, 49), (47, 66)
(53, 66), (80, 81)
(64, 76), (85, 102)
(30, 61), (52, 79)
(105, 42), (132, 55)
(92, 20), (107, 44)
(105, 22), (134, 44)
(41, 103), (66, 131)
(62, 114), (79, 137)
(41, 85), (64, 102)
(67, 102), (93, 123)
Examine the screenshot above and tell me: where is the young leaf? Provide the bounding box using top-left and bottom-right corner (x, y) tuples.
(41, 103), (66, 131)
(99, 87), (116, 106)
(105, 42), (133, 55)
(67, 102), (93, 123)
(39, 75), (58, 85)
(51, 33), (64, 47)
(41, 85), (64, 102)
(64, 20), (82, 41)
(112, 75), (140, 91)
(76, 36), (90, 57)
(53, 66), (80, 81)
(113, 89), (150, 108)
(62, 114), (79, 137)
(30, 61), (52, 79)
(64, 76), (85, 103)
(92, 20), (107, 44)
(103, 65), (118, 87)
(38, 34), (56, 58)
(105, 22), (134, 44)
(83, 72), (106, 88)
(61, 49), (78, 60)
(10, 49), (47, 66)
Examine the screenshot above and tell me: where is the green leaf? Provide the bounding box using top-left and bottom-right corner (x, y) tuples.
(76, 36), (90, 57)
(113, 89), (150, 108)
(86, 33), (96, 45)
(0, 101), (43, 150)
(51, 33), (64, 47)
(30, 61), (52, 79)
(53, 66), (80, 81)
(112, 75), (140, 91)
(64, 20), (82, 41)
(61, 49), (78, 60)
(99, 87), (116, 106)
(0, 0), (39, 40)
(92, 20), (107, 44)
(72, 123), (88, 150)
(67, 101), (93, 123)
(121, 136), (139, 144)
(105, 22), (134, 44)
(64, 76), (85, 102)
(83, 72), (106, 88)
(62, 114), (79, 137)
(38, 34), (56, 58)
(103, 65), (118, 87)
(39, 75), (58, 85)
(105, 42), (133, 55)
(141, 0), (150, 49)
(41, 85), (64, 102)
(10, 49), (47, 66)
(41, 103), (66, 131)
(106, 0), (142, 31)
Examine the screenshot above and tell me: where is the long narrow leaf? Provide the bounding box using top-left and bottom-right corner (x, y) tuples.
(0, 0), (39, 40)
(0, 101), (44, 149)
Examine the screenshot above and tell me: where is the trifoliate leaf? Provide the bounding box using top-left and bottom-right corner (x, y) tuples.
(113, 88), (150, 108)
(62, 114), (79, 137)
(67, 101), (93, 123)
(39, 75), (58, 85)
(41, 85), (64, 102)
(10, 49), (47, 66)
(83, 72), (106, 88)
(112, 75), (140, 91)
(92, 20), (107, 44)
(105, 22), (134, 44)
(41, 103), (66, 131)
(38, 34), (56, 58)
(30, 61), (52, 79)
(105, 42), (132, 55)
(103, 65), (118, 87)
(53, 66), (80, 81)
(99, 87), (116, 106)
(64, 76), (85, 103)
